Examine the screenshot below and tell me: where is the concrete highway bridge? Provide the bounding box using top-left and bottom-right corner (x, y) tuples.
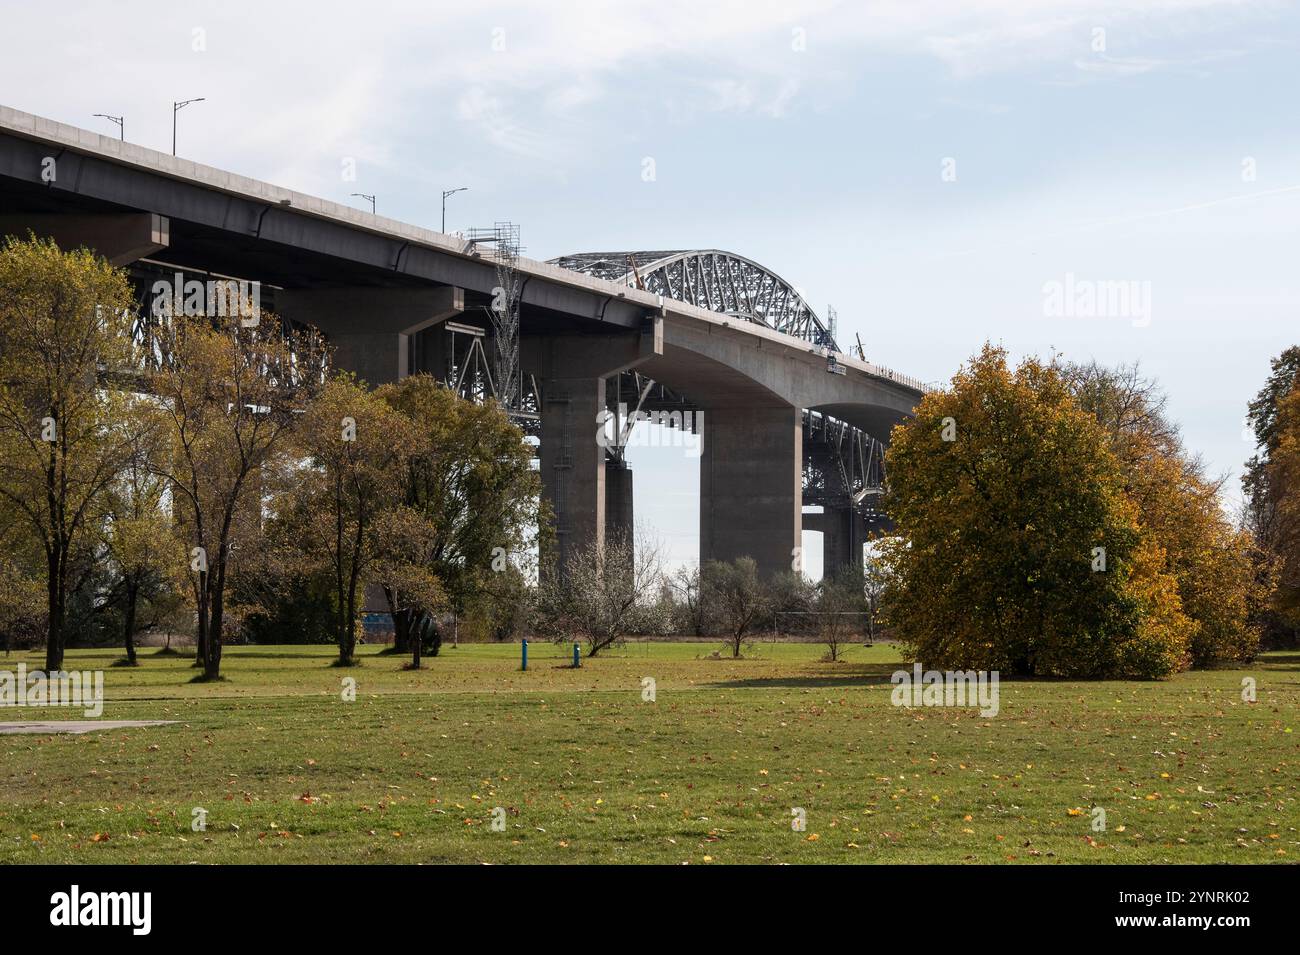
(0, 105), (927, 578)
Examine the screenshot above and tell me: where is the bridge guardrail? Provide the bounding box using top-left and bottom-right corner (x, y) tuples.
(859, 363), (935, 394)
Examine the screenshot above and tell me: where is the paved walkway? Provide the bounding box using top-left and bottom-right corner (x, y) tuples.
(0, 720), (177, 735)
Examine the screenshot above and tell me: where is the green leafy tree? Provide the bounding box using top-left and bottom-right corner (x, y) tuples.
(230, 560), (337, 646)
(377, 375), (541, 658)
(279, 374), (413, 665)
(0, 236), (140, 669)
(0, 537), (44, 653)
(99, 408), (188, 664)
(149, 311), (327, 680)
(368, 504), (445, 668)
(1260, 376), (1300, 635)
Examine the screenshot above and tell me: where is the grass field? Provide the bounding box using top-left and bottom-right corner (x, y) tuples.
(1, 641), (1296, 864)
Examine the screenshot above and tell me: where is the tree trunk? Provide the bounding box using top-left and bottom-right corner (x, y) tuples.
(194, 585), (206, 664)
(411, 618), (422, 669)
(45, 548), (64, 672)
(334, 584), (349, 662)
(385, 586), (411, 653)
(123, 579), (138, 664)
(337, 609), (351, 665)
(392, 612), (411, 655)
(194, 573), (209, 668)
(338, 605), (357, 665)
(205, 579), (224, 680)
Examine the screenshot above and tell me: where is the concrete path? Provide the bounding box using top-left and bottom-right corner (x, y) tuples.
(0, 720), (177, 735)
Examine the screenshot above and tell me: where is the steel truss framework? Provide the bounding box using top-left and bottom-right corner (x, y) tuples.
(802, 410), (886, 520)
(122, 263), (326, 392)
(551, 250), (887, 522)
(549, 250), (839, 350)
(132, 260), (543, 433)
(440, 321), (541, 432)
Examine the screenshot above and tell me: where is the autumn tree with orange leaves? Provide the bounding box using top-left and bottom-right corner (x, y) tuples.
(881, 345), (1190, 679)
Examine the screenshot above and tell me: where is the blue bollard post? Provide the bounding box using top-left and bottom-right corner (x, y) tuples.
(521, 638), (528, 671)
(573, 642), (580, 668)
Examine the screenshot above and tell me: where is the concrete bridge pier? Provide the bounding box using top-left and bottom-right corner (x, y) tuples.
(819, 506), (864, 581)
(602, 456), (635, 580)
(540, 374), (606, 577)
(605, 458), (634, 547)
(529, 325), (660, 579)
(699, 404), (802, 579)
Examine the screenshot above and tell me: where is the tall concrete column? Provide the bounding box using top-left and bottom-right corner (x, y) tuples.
(700, 405), (802, 578)
(414, 323), (451, 382)
(821, 506), (862, 581)
(541, 376), (606, 576)
(604, 458), (635, 580)
(528, 323), (661, 580)
(278, 286), (463, 386)
(605, 459), (634, 546)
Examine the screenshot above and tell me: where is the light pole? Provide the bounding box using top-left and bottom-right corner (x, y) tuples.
(442, 187), (467, 233)
(351, 193), (376, 214)
(172, 98), (205, 156)
(93, 113), (124, 140)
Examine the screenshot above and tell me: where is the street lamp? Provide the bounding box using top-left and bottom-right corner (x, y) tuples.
(351, 193), (376, 214)
(93, 113), (124, 140)
(442, 187), (467, 233)
(172, 98), (205, 156)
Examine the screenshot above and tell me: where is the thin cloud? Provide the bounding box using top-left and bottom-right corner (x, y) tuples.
(942, 184), (1300, 259)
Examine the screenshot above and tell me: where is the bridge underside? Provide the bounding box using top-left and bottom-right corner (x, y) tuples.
(0, 117), (920, 580)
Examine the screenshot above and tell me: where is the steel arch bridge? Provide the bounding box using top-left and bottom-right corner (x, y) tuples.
(548, 250), (839, 351)
(551, 249), (887, 525)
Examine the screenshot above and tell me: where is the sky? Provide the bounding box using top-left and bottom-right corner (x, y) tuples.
(2, 0), (1298, 577)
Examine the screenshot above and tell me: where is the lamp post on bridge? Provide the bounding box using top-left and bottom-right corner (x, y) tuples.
(93, 113), (124, 141)
(442, 187), (467, 233)
(351, 193), (376, 214)
(172, 98), (205, 156)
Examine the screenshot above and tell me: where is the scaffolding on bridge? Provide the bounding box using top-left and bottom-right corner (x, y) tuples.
(465, 222), (524, 417)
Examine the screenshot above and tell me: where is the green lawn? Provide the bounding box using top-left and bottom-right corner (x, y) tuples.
(1, 641), (1295, 864)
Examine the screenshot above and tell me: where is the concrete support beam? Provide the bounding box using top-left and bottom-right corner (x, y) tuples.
(523, 316), (662, 381)
(801, 510), (828, 535)
(605, 460), (635, 580)
(0, 212), (168, 266)
(278, 285), (463, 385)
(541, 376), (605, 577)
(605, 459), (634, 543)
(413, 324), (451, 382)
(700, 405), (802, 578)
(532, 327), (661, 580)
(804, 507), (865, 580)
(822, 507), (862, 581)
